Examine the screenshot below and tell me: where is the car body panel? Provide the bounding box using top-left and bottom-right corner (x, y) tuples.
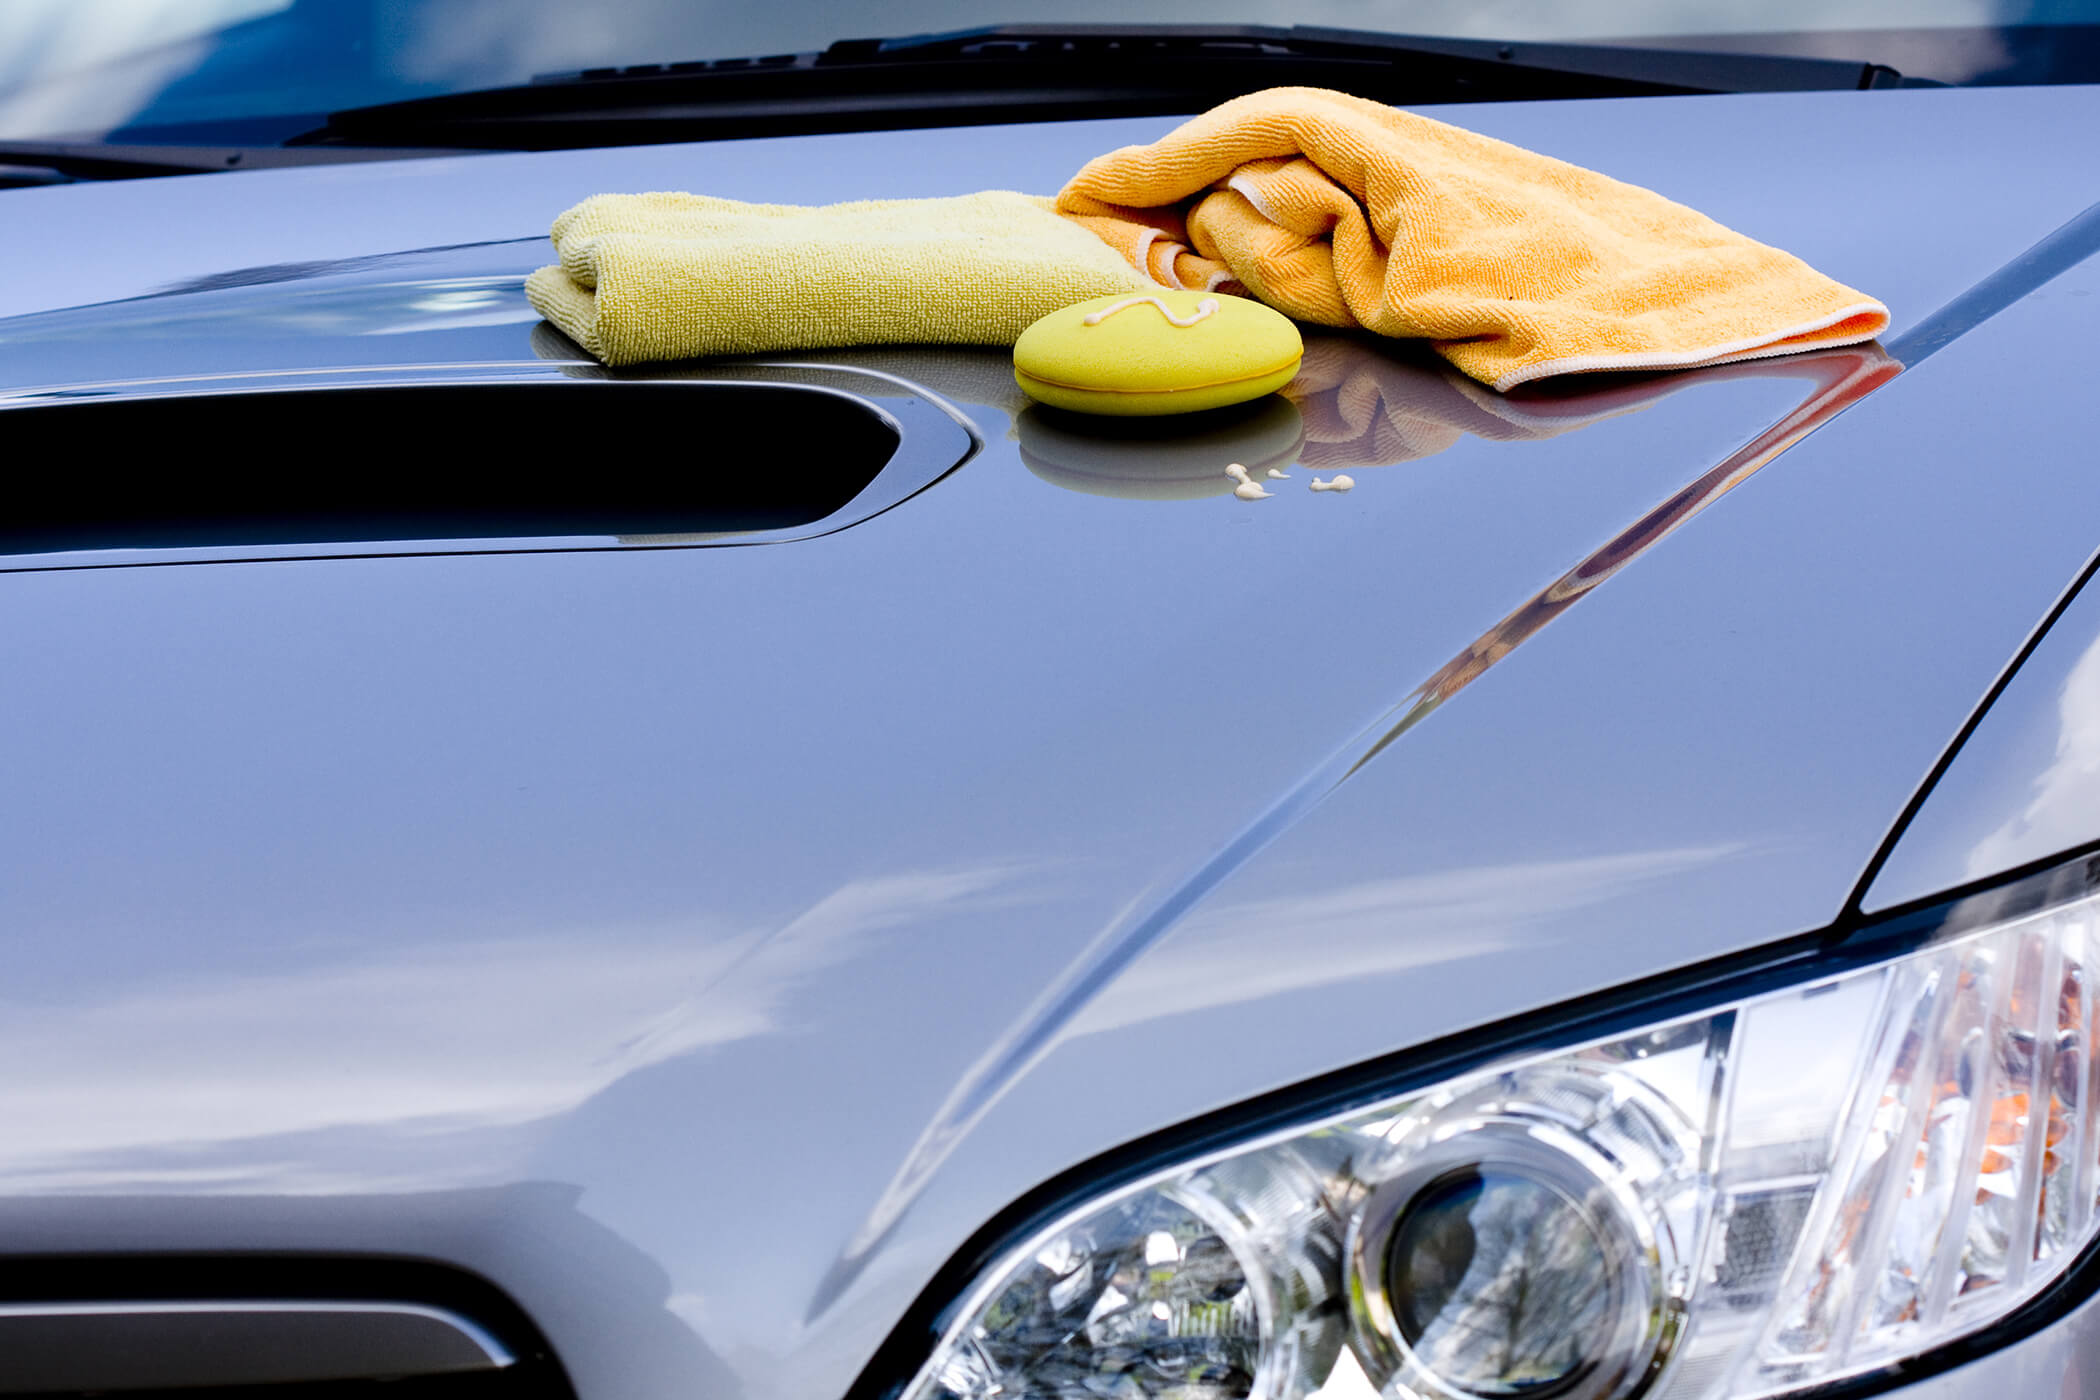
(5, 83), (2100, 1400)
(1865, 561), (2100, 913)
(1861, 1273), (2100, 1398)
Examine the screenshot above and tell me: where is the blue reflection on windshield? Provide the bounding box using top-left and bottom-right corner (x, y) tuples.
(0, 0), (2088, 143)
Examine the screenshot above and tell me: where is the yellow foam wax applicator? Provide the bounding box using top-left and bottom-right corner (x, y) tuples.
(1012, 290), (1303, 416)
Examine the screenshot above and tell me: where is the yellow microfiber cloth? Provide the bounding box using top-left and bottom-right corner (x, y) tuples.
(524, 189), (1155, 366)
(1056, 87), (1888, 390)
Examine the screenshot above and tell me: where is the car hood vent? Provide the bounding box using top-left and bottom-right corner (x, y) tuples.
(0, 367), (976, 569)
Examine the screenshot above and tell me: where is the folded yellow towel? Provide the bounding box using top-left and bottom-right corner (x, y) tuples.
(1057, 87), (1888, 390)
(525, 190), (1155, 366)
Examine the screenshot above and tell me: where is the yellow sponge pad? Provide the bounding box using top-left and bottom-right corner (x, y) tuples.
(1013, 290), (1304, 416)
(526, 190), (1157, 366)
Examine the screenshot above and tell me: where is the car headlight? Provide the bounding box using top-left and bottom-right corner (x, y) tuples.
(882, 857), (2100, 1400)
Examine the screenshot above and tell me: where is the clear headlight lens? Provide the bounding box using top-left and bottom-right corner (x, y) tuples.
(898, 875), (2100, 1400)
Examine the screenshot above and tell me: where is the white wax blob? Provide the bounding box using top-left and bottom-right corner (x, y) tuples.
(1081, 295), (1221, 328)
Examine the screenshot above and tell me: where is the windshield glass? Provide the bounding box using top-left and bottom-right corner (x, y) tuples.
(4, 0), (2097, 143)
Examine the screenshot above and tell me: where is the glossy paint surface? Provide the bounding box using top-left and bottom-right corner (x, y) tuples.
(4, 84), (2100, 1400)
(1865, 565), (2100, 913)
(1879, 1281), (2100, 1399)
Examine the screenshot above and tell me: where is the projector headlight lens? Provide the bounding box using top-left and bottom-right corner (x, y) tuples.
(894, 864), (2100, 1400)
(1343, 1055), (1696, 1400)
(1383, 1166), (1615, 1393)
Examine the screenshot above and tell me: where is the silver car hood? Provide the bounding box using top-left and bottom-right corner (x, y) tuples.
(3, 84), (2100, 1400)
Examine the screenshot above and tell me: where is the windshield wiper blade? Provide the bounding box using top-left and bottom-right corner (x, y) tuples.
(297, 23), (1912, 153)
(0, 141), (248, 185)
(0, 138), (477, 187)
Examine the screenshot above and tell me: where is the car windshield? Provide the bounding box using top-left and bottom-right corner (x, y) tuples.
(4, 0), (2098, 143)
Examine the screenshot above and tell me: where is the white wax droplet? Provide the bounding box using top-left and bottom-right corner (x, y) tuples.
(1309, 475), (1356, 493)
(1082, 295), (1220, 328)
(1266, 468), (1289, 479)
(1224, 462), (1251, 483)
(1234, 481), (1273, 500)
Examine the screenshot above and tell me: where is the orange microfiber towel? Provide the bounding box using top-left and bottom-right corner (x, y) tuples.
(1057, 87), (1888, 391)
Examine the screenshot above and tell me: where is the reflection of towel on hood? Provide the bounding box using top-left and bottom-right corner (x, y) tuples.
(1059, 87), (1888, 390)
(1283, 335), (1905, 473)
(1284, 339), (1618, 469)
